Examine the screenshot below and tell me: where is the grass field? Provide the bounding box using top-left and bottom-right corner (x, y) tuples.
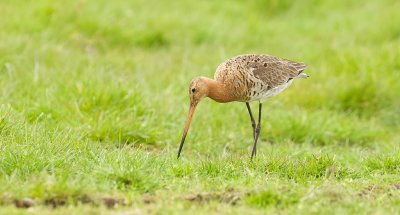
(1, 0), (400, 214)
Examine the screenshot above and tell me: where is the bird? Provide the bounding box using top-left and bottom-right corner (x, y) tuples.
(177, 54), (308, 159)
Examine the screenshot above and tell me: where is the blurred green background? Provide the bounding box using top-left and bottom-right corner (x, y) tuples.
(1, 0), (400, 214)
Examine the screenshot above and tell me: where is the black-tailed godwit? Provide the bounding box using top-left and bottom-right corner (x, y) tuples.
(178, 54), (308, 159)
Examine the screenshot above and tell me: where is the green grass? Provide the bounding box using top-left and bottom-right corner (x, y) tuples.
(1, 0), (400, 214)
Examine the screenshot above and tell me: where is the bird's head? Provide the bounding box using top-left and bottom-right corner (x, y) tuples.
(188, 77), (209, 106)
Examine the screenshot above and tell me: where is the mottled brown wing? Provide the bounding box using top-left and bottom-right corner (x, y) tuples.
(248, 58), (307, 88)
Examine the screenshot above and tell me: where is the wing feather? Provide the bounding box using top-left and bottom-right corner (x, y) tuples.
(214, 54), (308, 88)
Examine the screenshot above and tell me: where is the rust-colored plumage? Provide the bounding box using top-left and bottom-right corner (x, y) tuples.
(178, 54), (308, 159)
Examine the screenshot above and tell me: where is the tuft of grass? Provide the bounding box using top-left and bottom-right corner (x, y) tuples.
(364, 153), (400, 174)
(263, 153), (349, 181)
(245, 188), (300, 208)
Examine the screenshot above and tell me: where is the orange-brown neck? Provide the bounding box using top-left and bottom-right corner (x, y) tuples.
(204, 78), (236, 103)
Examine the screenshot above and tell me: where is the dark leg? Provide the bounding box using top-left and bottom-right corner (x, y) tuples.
(251, 103), (262, 159)
(246, 102), (256, 140)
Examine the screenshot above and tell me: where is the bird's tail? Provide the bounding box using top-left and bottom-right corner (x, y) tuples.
(297, 72), (309, 78)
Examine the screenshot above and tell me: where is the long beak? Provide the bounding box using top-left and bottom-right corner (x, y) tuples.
(177, 103), (197, 158)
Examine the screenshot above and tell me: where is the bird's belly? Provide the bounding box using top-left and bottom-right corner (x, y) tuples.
(248, 80), (293, 102)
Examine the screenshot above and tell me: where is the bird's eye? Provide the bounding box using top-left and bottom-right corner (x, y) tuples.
(191, 88), (196, 93)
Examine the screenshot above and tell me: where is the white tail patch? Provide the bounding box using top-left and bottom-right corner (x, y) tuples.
(297, 73), (309, 78)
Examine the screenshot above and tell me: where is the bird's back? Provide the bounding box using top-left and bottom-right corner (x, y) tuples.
(214, 54), (307, 102)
